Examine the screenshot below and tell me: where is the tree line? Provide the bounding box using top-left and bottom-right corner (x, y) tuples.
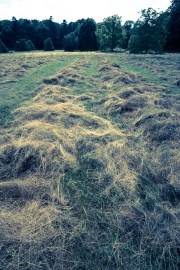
(0, 0), (179, 53)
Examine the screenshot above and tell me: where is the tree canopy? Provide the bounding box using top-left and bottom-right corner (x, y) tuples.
(96, 15), (123, 51)
(0, 1), (179, 53)
(0, 38), (8, 53)
(78, 18), (98, 51)
(128, 8), (169, 53)
(165, 0), (180, 51)
(15, 38), (35, 51)
(44, 37), (54, 51)
(123, 20), (134, 49)
(63, 31), (78, 51)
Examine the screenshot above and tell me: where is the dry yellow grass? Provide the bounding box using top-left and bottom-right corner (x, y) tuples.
(0, 51), (180, 269)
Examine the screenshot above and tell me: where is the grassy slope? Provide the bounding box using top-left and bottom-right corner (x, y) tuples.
(0, 51), (180, 270)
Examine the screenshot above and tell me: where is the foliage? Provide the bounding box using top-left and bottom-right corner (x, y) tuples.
(123, 20), (134, 48)
(44, 37), (54, 51)
(96, 15), (124, 51)
(26, 40), (35, 50)
(25, 24), (36, 45)
(15, 38), (35, 51)
(128, 8), (169, 53)
(59, 19), (68, 48)
(127, 34), (143, 53)
(63, 31), (78, 51)
(0, 38), (8, 52)
(0, 20), (14, 49)
(78, 18), (99, 51)
(15, 39), (27, 51)
(165, 0), (180, 51)
(0, 18), (84, 51)
(0, 4), (179, 53)
(36, 23), (51, 50)
(170, 0), (180, 9)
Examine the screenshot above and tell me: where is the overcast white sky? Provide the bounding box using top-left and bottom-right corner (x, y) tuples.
(0, 0), (171, 24)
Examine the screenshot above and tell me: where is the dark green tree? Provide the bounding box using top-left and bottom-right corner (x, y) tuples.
(96, 15), (123, 51)
(0, 21), (14, 49)
(26, 40), (35, 50)
(0, 39), (8, 53)
(123, 20), (134, 48)
(78, 18), (98, 51)
(68, 22), (76, 33)
(63, 31), (78, 51)
(165, 0), (180, 51)
(0, 18), (91, 52)
(44, 37), (54, 51)
(36, 23), (51, 49)
(59, 20), (69, 48)
(12, 17), (19, 47)
(170, 0), (180, 9)
(43, 17), (59, 48)
(15, 39), (35, 51)
(18, 29), (26, 39)
(128, 8), (168, 53)
(25, 24), (37, 45)
(15, 39), (27, 51)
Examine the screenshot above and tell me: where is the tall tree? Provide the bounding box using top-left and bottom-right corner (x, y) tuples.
(0, 39), (8, 53)
(165, 0), (180, 51)
(36, 23), (51, 49)
(25, 24), (37, 45)
(59, 20), (69, 48)
(63, 30), (78, 51)
(15, 39), (35, 51)
(170, 0), (180, 9)
(96, 15), (123, 51)
(18, 29), (26, 39)
(123, 20), (134, 49)
(26, 40), (35, 51)
(12, 16), (19, 47)
(44, 37), (54, 51)
(78, 18), (98, 51)
(0, 21), (14, 48)
(128, 8), (168, 53)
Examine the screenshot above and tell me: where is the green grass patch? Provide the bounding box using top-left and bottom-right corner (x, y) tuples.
(108, 55), (165, 85)
(73, 55), (102, 96)
(81, 55), (99, 77)
(108, 54), (180, 96)
(0, 54), (80, 125)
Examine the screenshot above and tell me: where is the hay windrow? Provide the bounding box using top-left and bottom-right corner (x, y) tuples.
(0, 52), (180, 270)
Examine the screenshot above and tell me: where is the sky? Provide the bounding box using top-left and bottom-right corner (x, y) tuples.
(0, 0), (171, 24)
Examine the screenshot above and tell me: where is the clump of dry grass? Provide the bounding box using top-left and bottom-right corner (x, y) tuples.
(0, 52), (180, 270)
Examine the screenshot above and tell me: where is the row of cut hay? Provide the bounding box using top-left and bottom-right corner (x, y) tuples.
(0, 138), (76, 181)
(0, 177), (51, 204)
(13, 100), (114, 130)
(1, 54), (180, 269)
(93, 56), (180, 263)
(0, 198), (81, 270)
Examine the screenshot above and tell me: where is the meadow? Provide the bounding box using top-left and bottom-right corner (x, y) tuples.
(0, 51), (180, 270)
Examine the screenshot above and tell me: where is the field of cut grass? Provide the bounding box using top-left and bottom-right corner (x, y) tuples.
(0, 51), (180, 270)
